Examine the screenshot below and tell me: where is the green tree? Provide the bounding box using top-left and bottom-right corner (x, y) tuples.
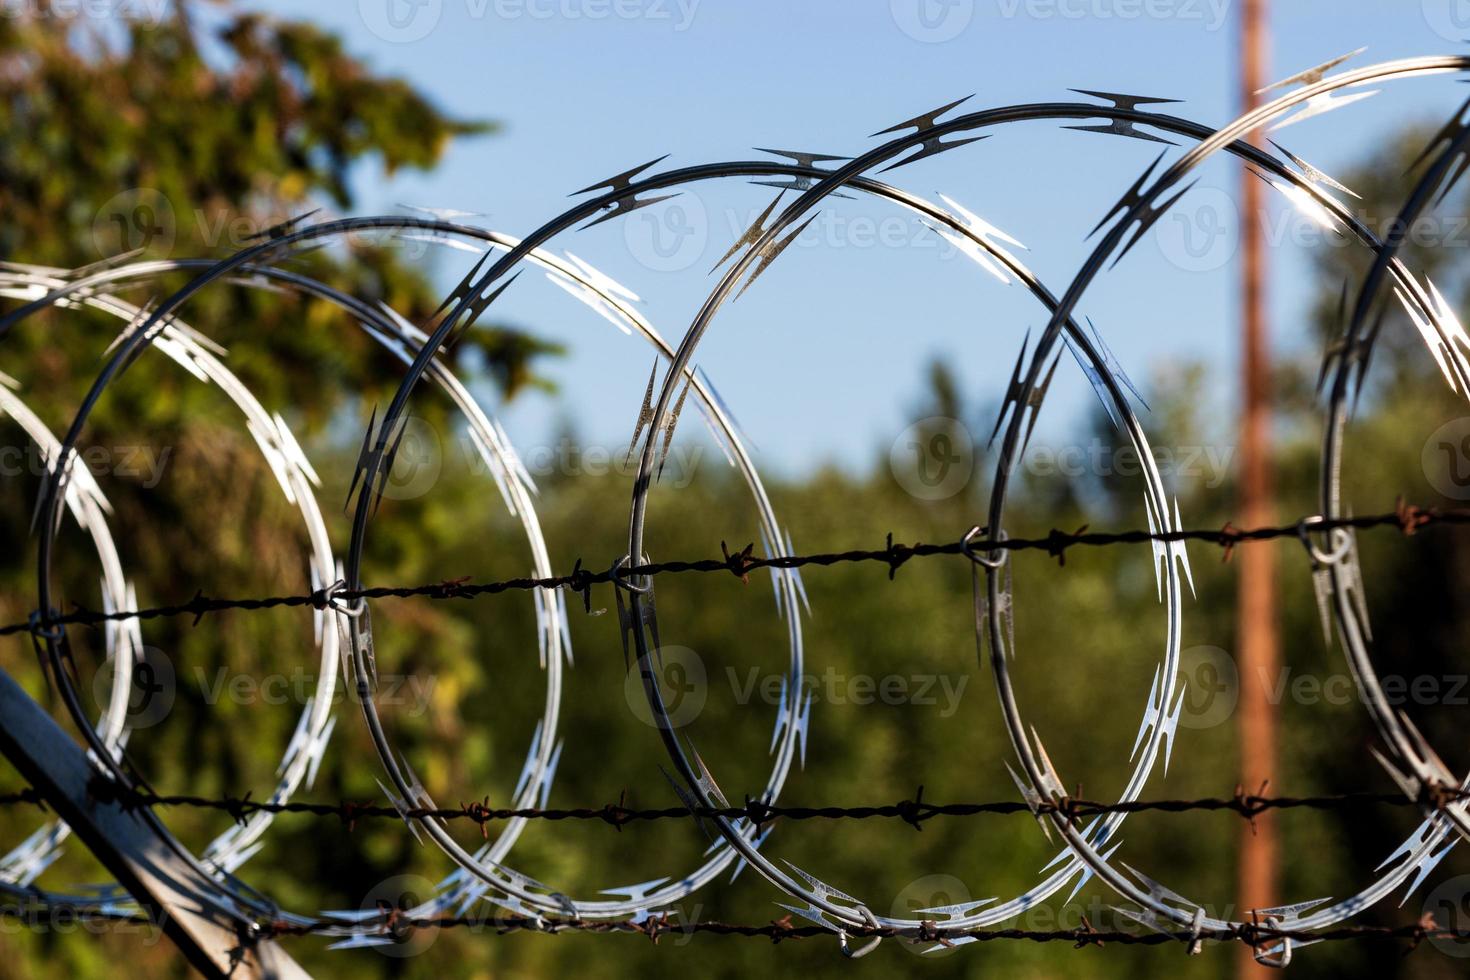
(0, 6), (558, 977)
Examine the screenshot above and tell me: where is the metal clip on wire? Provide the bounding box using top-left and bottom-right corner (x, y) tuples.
(838, 907), (882, 959)
(319, 579), (366, 618)
(26, 609), (64, 641)
(1186, 906), (1206, 956)
(960, 525), (1009, 570)
(1295, 518), (1352, 567)
(1250, 916), (1293, 969)
(608, 554), (653, 596)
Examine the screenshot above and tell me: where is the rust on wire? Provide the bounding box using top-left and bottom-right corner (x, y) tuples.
(3, 502), (1467, 639)
(0, 781), (1459, 829)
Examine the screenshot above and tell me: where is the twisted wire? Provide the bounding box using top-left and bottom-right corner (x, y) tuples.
(1, 901), (1465, 952)
(0, 783), (1460, 828)
(0, 500), (1455, 639)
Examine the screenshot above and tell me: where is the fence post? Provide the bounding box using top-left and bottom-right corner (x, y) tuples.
(0, 668), (310, 979)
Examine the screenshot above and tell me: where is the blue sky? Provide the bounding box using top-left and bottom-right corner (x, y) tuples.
(247, 0), (1470, 477)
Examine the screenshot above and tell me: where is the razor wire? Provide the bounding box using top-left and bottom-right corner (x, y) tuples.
(600, 52), (1470, 963)
(2, 47), (1470, 972)
(0, 256), (581, 941)
(0, 228), (804, 935)
(339, 75), (1470, 951)
(0, 270), (353, 930)
(965, 54), (1470, 966)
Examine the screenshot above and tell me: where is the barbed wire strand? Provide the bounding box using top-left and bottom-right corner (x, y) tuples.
(268, 917), (1470, 949)
(0, 499), (1456, 639)
(0, 781), (1462, 833)
(1, 499), (1464, 957)
(4, 902), (1465, 952)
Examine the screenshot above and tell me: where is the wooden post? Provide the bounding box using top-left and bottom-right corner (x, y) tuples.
(1235, 0), (1279, 975)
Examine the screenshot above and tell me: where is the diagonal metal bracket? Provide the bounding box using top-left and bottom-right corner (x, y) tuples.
(0, 668), (310, 979)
